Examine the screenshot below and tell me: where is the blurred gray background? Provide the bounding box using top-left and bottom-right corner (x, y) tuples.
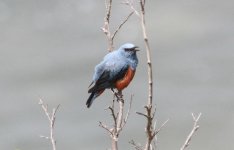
(0, 0), (233, 149)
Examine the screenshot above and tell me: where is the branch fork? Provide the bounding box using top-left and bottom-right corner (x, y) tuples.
(39, 99), (60, 150)
(99, 92), (133, 150)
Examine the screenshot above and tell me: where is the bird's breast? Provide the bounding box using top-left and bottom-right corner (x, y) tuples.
(115, 67), (135, 91)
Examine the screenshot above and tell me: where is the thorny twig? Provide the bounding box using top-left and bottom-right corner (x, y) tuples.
(39, 99), (60, 150)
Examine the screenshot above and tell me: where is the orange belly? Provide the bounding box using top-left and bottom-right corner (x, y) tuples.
(115, 67), (135, 91)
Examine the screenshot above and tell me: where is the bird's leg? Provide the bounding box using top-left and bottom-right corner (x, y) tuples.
(111, 88), (120, 100)
(117, 90), (124, 103)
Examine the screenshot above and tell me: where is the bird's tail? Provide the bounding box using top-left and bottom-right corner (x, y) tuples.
(86, 90), (105, 108)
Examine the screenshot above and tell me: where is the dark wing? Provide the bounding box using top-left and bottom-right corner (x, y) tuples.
(88, 66), (129, 93)
(88, 70), (111, 93)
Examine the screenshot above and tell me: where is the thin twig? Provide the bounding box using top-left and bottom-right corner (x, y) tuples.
(122, 94), (133, 128)
(129, 140), (143, 150)
(136, 111), (149, 118)
(111, 11), (134, 40)
(153, 119), (169, 137)
(109, 106), (117, 127)
(99, 121), (113, 136)
(39, 99), (60, 150)
(102, 0), (113, 51)
(180, 113), (202, 150)
(102, 0), (133, 51)
(122, 0), (140, 17)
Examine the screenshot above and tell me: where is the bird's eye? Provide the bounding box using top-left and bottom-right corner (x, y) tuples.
(124, 48), (134, 51)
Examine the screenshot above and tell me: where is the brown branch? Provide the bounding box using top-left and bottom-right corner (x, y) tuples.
(180, 113), (202, 150)
(39, 99), (60, 150)
(144, 106), (154, 150)
(136, 111), (149, 118)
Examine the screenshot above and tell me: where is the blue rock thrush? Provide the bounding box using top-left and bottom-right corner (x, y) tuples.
(86, 43), (139, 108)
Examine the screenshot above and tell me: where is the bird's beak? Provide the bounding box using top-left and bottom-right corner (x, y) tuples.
(134, 46), (140, 51)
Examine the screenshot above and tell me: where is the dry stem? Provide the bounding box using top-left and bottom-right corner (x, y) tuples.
(139, 0), (155, 148)
(102, 0), (133, 51)
(39, 99), (60, 150)
(180, 113), (202, 150)
(125, 0), (155, 149)
(99, 92), (133, 150)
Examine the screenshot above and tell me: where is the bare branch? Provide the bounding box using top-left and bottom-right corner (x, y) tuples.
(122, 94), (133, 128)
(99, 91), (129, 150)
(116, 91), (124, 134)
(102, 0), (113, 51)
(180, 113), (202, 150)
(129, 140), (143, 150)
(99, 121), (113, 136)
(153, 119), (169, 137)
(105, 0), (112, 23)
(111, 11), (134, 40)
(102, 0), (133, 51)
(109, 106), (117, 127)
(136, 111), (148, 118)
(39, 99), (60, 150)
(124, 1), (155, 149)
(122, 0), (140, 17)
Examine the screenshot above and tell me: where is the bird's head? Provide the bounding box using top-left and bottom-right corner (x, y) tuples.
(119, 43), (139, 58)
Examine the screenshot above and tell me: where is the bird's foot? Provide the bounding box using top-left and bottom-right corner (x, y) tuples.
(116, 91), (124, 103)
(111, 88), (119, 100)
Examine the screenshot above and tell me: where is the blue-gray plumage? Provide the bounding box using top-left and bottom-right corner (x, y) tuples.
(86, 43), (139, 108)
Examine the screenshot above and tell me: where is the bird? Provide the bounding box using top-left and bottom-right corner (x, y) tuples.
(86, 43), (139, 108)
